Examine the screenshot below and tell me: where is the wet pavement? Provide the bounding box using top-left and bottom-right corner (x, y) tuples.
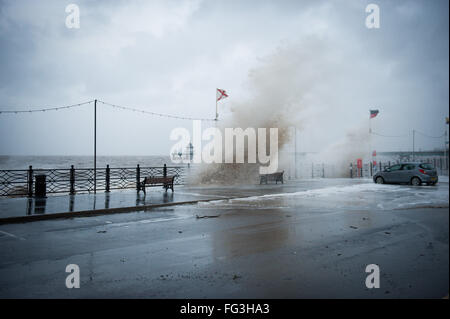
(0, 178), (448, 298)
(0, 178), (373, 219)
(0, 187), (220, 219)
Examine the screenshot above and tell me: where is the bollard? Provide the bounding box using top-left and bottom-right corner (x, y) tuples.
(350, 163), (353, 178)
(370, 162), (373, 176)
(163, 164), (167, 178)
(35, 175), (46, 198)
(105, 165), (110, 193)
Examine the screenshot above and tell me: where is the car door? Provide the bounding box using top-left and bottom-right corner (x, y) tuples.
(384, 164), (402, 182)
(397, 164), (415, 183)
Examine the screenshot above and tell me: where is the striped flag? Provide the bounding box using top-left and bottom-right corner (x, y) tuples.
(370, 109), (379, 118)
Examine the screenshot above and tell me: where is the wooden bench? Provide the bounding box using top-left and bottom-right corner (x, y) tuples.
(259, 171), (284, 184)
(138, 176), (175, 194)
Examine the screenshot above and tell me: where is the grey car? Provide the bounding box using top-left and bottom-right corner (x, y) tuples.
(373, 162), (438, 186)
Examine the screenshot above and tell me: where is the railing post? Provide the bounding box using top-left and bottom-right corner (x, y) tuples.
(322, 163), (325, 178)
(350, 163), (353, 178)
(27, 165), (33, 197)
(70, 165), (75, 195)
(105, 164), (110, 193)
(370, 162), (373, 176)
(136, 164), (140, 191)
(163, 163), (167, 178)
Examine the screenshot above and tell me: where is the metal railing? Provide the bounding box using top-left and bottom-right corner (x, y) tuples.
(0, 164), (185, 197)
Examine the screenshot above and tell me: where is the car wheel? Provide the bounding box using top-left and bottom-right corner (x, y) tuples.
(411, 177), (421, 186)
(375, 177), (384, 184)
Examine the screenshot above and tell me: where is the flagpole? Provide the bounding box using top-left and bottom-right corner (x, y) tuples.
(215, 88), (218, 121)
(294, 127), (297, 179)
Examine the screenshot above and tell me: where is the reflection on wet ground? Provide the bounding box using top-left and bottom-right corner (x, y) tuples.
(185, 181), (448, 261)
(0, 179), (364, 218)
(1, 178), (448, 219)
(0, 188), (204, 218)
(21, 191), (172, 216)
(0, 178), (448, 298)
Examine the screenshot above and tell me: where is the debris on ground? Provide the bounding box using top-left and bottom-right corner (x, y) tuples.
(196, 214), (220, 219)
(350, 226), (358, 229)
(232, 274), (242, 280)
(97, 230), (107, 233)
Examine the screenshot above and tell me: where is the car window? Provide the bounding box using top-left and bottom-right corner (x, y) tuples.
(402, 164), (415, 170)
(419, 163), (434, 170)
(389, 164), (402, 171)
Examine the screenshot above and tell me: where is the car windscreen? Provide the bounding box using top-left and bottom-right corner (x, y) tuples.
(419, 163), (434, 170)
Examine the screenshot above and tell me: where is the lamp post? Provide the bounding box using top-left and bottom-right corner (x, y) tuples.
(94, 99), (97, 194)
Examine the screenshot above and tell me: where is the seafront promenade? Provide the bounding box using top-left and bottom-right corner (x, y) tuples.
(0, 178), (369, 222)
(0, 178), (448, 298)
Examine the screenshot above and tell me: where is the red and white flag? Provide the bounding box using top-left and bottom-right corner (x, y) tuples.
(216, 88), (228, 101)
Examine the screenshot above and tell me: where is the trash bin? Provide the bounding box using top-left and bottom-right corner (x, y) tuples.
(35, 175), (46, 197)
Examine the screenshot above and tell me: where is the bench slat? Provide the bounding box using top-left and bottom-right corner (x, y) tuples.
(145, 177), (174, 184)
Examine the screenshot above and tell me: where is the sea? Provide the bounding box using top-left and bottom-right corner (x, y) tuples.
(0, 155), (175, 170)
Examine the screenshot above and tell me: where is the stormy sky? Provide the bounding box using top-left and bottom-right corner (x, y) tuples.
(0, 0), (448, 156)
